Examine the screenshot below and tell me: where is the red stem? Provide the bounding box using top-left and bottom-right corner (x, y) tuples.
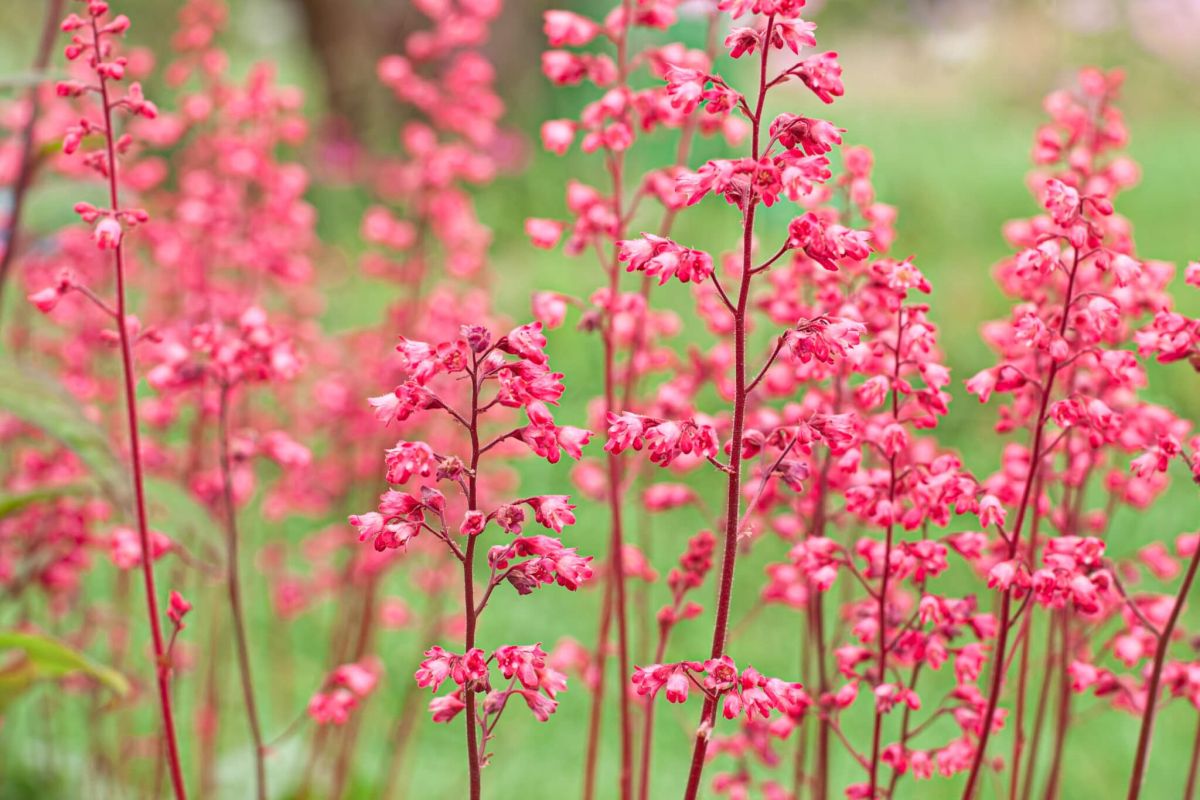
(217, 386), (267, 800)
(868, 312), (906, 793)
(1126, 515), (1200, 800)
(583, 2), (636, 795)
(93, 17), (188, 799)
(1019, 620), (1058, 800)
(681, 18), (774, 799)
(961, 249), (1082, 800)
(1182, 712), (1200, 800)
(1041, 613), (1072, 799)
(463, 355), (483, 800)
(1010, 474), (1044, 800)
(637, 623), (672, 800)
(582, 573), (614, 800)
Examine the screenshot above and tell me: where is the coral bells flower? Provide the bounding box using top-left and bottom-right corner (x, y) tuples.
(308, 658), (381, 727)
(417, 647), (489, 693)
(618, 234), (714, 285)
(93, 217), (123, 249)
(167, 591), (191, 629)
(110, 526), (173, 569)
(787, 212), (871, 271)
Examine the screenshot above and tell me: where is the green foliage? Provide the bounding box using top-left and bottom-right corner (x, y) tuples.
(0, 355), (128, 507)
(0, 631), (130, 714)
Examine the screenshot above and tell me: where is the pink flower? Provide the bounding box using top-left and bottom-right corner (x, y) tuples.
(429, 691), (466, 723)
(531, 292), (569, 328)
(499, 322), (549, 365)
(93, 217), (123, 249)
(543, 11), (600, 47)
(793, 52), (844, 104)
(110, 527), (173, 569)
(516, 688), (558, 721)
(787, 212), (871, 271)
(526, 217), (566, 249)
(460, 510), (487, 537)
(605, 412), (646, 454)
(384, 440), (438, 484)
(167, 591), (191, 628)
(308, 689), (356, 725)
(526, 495), (577, 532)
(617, 234), (713, 285)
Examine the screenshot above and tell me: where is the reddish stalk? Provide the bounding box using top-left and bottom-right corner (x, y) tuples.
(868, 312), (906, 794)
(961, 249), (1083, 800)
(0, 0), (64, 325)
(583, 3), (636, 796)
(681, 18), (774, 799)
(1010, 474), (1045, 800)
(92, 16), (188, 798)
(636, 623), (671, 800)
(1018, 622), (1058, 800)
(217, 386), (267, 800)
(1182, 712), (1200, 800)
(463, 353), (484, 800)
(804, 409), (838, 800)
(198, 608), (221, 800)
(1041, 613), (1072, 799)
(1126, 507), (1200, 800)
(582, 565), (615, 800)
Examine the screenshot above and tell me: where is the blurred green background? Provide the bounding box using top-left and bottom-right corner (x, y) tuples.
(2, 0), (1199, 797)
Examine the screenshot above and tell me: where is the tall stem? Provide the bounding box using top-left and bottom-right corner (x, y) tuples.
(868, 312), (905, 793)
(961, 249), (1082, 800)
(217, 386), (267, 800)
(1182, 712), (1200, 800)
(1018, 620), (1057, 800)
(93, 19), (188, 798)
(1041, 613), (1071, 799)
(1126, 516), (1200, 800)
(583, 2), (636, 795)
(637, 626), (671, 800)
(681, 20), (773, 799)
(463, 357), (483, 800)
(583, 564), (615, 800)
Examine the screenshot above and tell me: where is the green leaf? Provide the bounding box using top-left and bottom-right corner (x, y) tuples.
(0, 355), (129, 508)
(0, 484), (90, 518)
(144, 476), (223, 551)
(0, 631), (130, 713)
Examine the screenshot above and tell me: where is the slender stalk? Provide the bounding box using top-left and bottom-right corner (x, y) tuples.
(463, 354), (483, 800)
(217, 386), (267, 800)
(1182, 712), (1200, 800)
(1041, 613), (1071, 799)
(92, 16), (188, 798)
(1010, 474), (1044, 800)
(961, 249), (1083, 800)
(1126, 517), (1200, 800)
(583, 2), (636, 796)
(0, 0), (64, 326)
(636, 625), (671, 800)
(681, 19), (774, 799)
(1018, 622), (1057, 800)
(582, 568), (615, 800)
(868, 312), (906, 794)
